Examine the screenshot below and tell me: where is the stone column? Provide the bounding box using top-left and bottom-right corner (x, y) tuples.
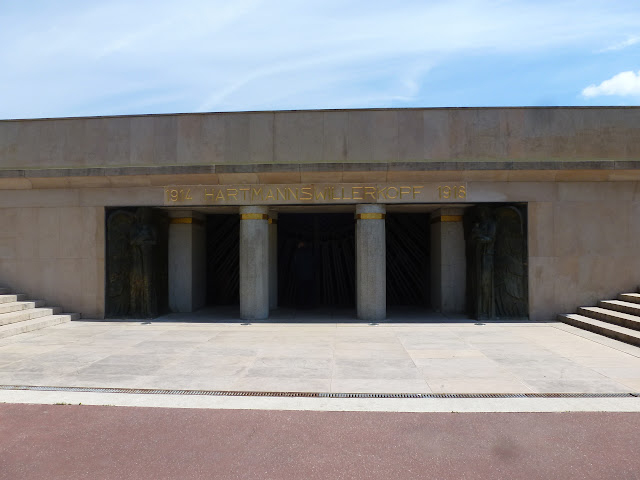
(268, 211), (278, 309)
(430, 207), (466, 313)
(168, 211), (206, 313)
(356, 204), (386, 321)
(239, 206), (269, 320)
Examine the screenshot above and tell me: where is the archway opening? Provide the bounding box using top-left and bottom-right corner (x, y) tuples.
(386, 213), (431, 310)
(205, 214), (240, 308)
(277, 213), (355, 312)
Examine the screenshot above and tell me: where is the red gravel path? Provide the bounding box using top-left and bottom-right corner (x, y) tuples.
(1, 404), (639, 479)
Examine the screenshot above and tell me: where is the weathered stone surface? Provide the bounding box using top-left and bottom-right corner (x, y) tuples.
(3, 108), (640, 172)
(356, 204), (386, 321)
(239, 206), (269, 320)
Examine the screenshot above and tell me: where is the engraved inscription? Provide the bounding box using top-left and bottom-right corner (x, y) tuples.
(165, 188), (193, 203)
(437, 185), (466, 200)
(162, 183), (467, 205)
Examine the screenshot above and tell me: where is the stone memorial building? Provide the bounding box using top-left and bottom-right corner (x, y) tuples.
(0, 107), (639, 325)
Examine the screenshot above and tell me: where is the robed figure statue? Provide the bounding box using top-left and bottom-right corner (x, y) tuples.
(129, 209), (158, 318)
(106, 208), (158, 318)
(465, 206), (497, 320)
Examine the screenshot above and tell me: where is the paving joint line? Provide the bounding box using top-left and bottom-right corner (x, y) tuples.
(0, 385), (638, 399)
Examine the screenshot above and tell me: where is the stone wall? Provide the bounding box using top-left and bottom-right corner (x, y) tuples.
(528, 182), (640, 320)
(0, 178), (638, 320)
(2, 108), (640, 170)
(0, 205), (104, 316)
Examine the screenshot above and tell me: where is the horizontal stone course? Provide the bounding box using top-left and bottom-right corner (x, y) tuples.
(0, 161), (639, 181)
(0, 287), (79, 338)
(2, 107), (640, 171)
(0, 314), (78, 339)
(558, 314), (640, 347)
(0, 301), (44, 315)
(599, 300), (640, 317)
(0, 307), (61, 326)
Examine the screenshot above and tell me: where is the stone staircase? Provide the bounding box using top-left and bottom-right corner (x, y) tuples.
(558, 289), (640, 347)
(0, 287), (79, 339)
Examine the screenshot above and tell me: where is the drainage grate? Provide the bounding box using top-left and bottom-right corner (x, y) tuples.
(0, 385), (638, 399)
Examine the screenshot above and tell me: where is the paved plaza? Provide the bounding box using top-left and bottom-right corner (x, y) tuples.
(1, 311), (640, 395)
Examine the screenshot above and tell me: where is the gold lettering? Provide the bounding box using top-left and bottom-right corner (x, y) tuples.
(301, 187), (312, 201)
(437, 185), (465, 200)
(265, 188), (275, 201)
(364, 186), (376, 201)
(438, 186), (451, 199)
(166, 188), (195, 202)
(169, 183), (459, 205)
(276, 187), (287, 200)
(315, 188), (326, 201)
(166, 189), (178, 202)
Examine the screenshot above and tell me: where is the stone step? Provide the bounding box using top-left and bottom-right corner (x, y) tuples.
(0, 300), (45, 315)
(578, 306), (640, 331)
(0, 294), (27, 304)
(558, 313), (640, 347)
(0, 307), (61, 327)
(0, 313), (78, 339)
(619, 293), (640, 305)
(599, 299), (640, 317)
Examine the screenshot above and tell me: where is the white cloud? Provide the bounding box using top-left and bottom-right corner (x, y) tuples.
(582, 70), (640, 97)
(598, 36), (640, 52)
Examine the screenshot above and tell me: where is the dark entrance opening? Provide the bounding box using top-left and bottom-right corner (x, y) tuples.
(278, 213), (355, 309)
(386, 213), (431, 308)
(205, 214), (240, 307)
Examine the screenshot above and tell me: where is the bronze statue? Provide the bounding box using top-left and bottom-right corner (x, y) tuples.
(494, 206), (528, 318)
(465, 205), (528, 320)
(106, 208), (158, 318)
(466, 206), (497, 320)
(129, 208), (158, 318)
(106, 210), (135, 316)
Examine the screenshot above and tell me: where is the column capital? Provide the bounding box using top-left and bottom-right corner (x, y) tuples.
(356, 204), (386, 215)
(168, 210), (205, 226)
(240, 205), (269, 221)
(430, 207), (467, 225)
(240, 206), (269, 214)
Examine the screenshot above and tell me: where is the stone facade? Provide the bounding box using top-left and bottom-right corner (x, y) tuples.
(0, 108), (639, 320)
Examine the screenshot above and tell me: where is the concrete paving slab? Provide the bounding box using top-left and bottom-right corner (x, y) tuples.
(0, 317), (639, 408)
(426, 378), (533, 394)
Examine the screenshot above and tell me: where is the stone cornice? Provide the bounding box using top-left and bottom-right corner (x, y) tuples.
(1, 160), (639, 179)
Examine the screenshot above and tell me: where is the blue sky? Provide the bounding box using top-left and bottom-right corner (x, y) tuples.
(1, 0), (639, 119)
